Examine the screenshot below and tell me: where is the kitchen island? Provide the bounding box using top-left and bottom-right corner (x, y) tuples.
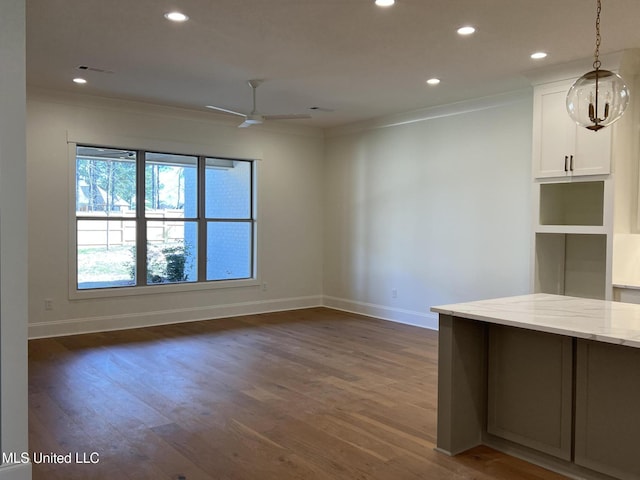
(431, 293), (640, 480)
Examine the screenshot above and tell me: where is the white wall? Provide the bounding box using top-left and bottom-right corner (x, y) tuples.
(27, 86), (534, 336)
(323, 92), (534, 328)
(27, 89), (325, 337)
(0, 0), (31, 478)
(612, 61), (640, 287)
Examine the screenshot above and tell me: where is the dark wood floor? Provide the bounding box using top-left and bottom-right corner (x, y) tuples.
(28, 307), (567, 479)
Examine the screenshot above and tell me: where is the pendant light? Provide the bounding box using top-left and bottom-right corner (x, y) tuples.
(566, 0), (629, 131)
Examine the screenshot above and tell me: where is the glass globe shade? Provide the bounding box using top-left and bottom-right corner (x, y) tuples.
(566, 69), (629, 131)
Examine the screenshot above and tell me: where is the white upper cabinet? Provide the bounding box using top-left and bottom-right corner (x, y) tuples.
(532, 80), (611, 179)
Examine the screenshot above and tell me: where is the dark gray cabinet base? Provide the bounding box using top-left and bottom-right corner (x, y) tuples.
(487, 325), (573, 460)
(575, 340), (640, 479)
(437, 314), (640, 480)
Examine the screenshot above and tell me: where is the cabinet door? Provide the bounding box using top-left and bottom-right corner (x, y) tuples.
(575, 340), (640, 479)
(533, 87), (574, 178)
(532, 82), (611, 178)
(487, 325), (573, 460)
(573, 126), (611, 176)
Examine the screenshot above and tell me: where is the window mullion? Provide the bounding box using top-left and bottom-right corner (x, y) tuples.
(136, 150), (147, 286)
(251, 161), (256, 278)
(197, 156), (207, 282)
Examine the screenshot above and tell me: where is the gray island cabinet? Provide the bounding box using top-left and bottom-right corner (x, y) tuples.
(431, 293), (640, 480)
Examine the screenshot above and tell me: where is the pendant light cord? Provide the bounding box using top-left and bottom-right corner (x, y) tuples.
(593, 0), (602, 70)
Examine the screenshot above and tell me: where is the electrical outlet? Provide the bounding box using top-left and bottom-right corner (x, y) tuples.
(44, 299), (53, 311)
(262, 282), (267, 291)
(392, 289), (398, 299)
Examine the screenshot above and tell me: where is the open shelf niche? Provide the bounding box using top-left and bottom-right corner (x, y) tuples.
(534, 233), (608, 300)
(539, 181), (604, 227)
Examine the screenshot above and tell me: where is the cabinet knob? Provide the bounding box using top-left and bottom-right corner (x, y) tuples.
(570, 155), (574, 172)
(564, 156), (568, 172)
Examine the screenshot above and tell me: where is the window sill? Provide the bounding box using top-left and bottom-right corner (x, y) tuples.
(69, 277), (260, 300)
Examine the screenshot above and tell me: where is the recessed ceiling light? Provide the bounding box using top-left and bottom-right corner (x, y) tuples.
(457, 26), (476, 36)
(164, 11), (189, 22)
(426, 78), (441, 86)
(73, 78), (87, 84)
(531, 52), (548, 60)
(375, 0), (395, 6)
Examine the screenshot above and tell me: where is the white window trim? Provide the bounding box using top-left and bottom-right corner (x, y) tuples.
(67, 134), (262, 300)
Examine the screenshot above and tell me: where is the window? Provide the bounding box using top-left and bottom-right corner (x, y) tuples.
(75, 146), (255, 290)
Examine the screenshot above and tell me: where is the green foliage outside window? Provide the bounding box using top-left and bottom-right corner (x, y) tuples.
(127, 244), (192, 284)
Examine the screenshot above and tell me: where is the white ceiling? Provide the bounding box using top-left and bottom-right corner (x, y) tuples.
(26, 0), (640, 129)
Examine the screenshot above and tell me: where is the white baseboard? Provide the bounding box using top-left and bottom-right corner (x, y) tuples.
(28, 295), (438, 339)
(0, 463), (31, 480)
(323, 296), (439, 330)
(28, 295), (323, 339)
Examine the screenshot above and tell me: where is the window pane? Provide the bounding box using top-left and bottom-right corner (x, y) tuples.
(76, 146), (136, 216)
(206, 222), (252, 281)
(76, 148), (256, 291)
(205, 159), (251, 219)
(147, 221), (197, 284)
(77, 220), (136, 289)
(145, 153), (197, 218)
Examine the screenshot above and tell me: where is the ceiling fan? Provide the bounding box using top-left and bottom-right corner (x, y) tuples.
(206, 79), (312, 128)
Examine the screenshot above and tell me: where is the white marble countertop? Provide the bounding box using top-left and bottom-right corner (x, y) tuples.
(431, 293), (640, 349)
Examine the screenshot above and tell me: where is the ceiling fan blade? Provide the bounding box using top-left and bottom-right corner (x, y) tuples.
(205, 105), (246, 117)
(208, 80), (311, 127)
(263, 114), (312, 120)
